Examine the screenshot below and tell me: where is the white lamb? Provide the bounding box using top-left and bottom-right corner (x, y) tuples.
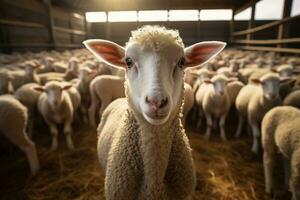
(235, 73), (291, 153)
(15, 83), (42, 136)
(88, 75), (125, 128)
(182, 83), (194, 126)
(0, 71), (14, 94)
(9, 60), (41, 90)
(34, 81), (75, 150)
(261, 106), (300, 199)
(84, 25), (226, 199)
(202, 74), (236, 140)
(0, 95), (39, 175)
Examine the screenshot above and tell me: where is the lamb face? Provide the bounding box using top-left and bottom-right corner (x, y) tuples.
(204, 74), (236, 97)
(34, 81), (72, 110)
(84, 25), (226, 125)
(251, 74), (291, 101)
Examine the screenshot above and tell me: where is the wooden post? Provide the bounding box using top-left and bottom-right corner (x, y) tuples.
(69, 13), (74, 45)
(277, 0), (292, 49)
(83, 13), (89, 40)
(230, 10), (235, 45)
(0, 1), (11, 53)
(44, 0), (56, 49)
(247, 1), (256, 42)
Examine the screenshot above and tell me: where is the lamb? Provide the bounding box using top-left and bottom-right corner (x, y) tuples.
(261, 106), (300, 199)
(34, 81), (75, 150)
(235, 73), (291, 153)
(0, 71), (14, 94)
(84, 25), (226, 199)
(182, 83), (194, 126)
(15, 83), (42, 136)
(227, 80), (244, 106)
(74, 67), (97, 124)
(9, 60), (41, 90)
(0, 95), (39, 175)
(283, 90), (300, 109)
(202, 74), (236, 140)
(88, 75), (125, 128)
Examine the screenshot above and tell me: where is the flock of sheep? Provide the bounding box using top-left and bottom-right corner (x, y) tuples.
(0, 25), (300, 199)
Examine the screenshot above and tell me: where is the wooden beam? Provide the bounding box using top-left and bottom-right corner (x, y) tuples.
(54, 26), (86, 35)
(247, 1), (256, 41)
(237, 45), (300, 54)
(230, 9), (235, 43)
(44, 0), (56, 48)
(233, 38), (300, 45)
(234, 0), (260, 15)
(0, 19), (45, 28)
(277, 0), (293, 48)
(0, 43), (83, 48)
(233, 14), (300, 36)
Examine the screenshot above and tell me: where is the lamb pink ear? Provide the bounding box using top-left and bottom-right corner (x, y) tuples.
(83, 39), (126, 69)
(33, 86), (45, 92)
(184, 41), (226, 68)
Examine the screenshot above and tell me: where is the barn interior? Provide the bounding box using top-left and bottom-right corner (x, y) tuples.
(0, 0), (300, 199)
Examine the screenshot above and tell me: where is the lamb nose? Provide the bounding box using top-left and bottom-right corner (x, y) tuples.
(145, 96), (169, 110)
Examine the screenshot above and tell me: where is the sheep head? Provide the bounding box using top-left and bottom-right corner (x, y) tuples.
(84, 25), (226, 125)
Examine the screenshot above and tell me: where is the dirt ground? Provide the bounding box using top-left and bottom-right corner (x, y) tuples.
(0, 116), (290, 200)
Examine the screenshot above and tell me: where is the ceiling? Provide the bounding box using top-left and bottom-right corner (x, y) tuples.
(51, 0), (253, 12)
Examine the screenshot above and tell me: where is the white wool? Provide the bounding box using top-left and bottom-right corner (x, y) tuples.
(127, 25), (184, 50)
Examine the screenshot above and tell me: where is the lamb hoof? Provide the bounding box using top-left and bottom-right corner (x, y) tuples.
(66, 138), (74, 150)
(51, 140), (58, 151)
(251, 145), (259, 154)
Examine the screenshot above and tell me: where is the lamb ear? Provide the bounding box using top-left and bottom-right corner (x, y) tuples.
(83, 39), (126, 70)
(250, 78), (261, 84)
(280, 77), (294, 85)
(203, 79), (212, 84)
(33, 86), (45, 92)
(227, 77), (238, 83)
(62, 84), (73, 90)
(184, 41), (226, 68)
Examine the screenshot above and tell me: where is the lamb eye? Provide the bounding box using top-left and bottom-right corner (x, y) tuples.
(125, 57), (134, 68)
(177, 57), (185, 68)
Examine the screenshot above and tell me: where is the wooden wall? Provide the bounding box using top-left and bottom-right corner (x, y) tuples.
(0, 0), (88, 53)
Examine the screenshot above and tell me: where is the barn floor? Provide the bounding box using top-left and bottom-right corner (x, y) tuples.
(0, 115), (290, 200)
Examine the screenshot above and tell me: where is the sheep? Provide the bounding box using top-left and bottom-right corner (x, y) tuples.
(38, 56), (55, 73)
(261, 106), (300, 199)
(9, 60), (41, 90)
(0, 95), (39, 175)
(15, 83), (42, 136)
(182, 83), (194, 126)
(201, 74), (236, 140)
(227, 80), (244, 106)
(84, 25), (226, 199)
(235, 73), (291, 153)
(0, 71), (14, 94)
(88, 75), (125, 128)
(283, 90), (300, 109)
(73, 66), (99, 123)
(34, 81), (75, 150)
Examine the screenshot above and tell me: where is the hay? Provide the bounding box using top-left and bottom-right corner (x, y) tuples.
(0, 123), (289, 200)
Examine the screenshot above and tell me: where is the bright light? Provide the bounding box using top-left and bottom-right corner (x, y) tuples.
(234, 7), (252, 20)
(255, 0), (284, 20)
(169, 10), (199, 21)
(138, 10), (168, 21)
(291, 0), (300, 16)
(85, 12), (107, 22)
(108, 11), (137, 22)
(200, 9), (232, 21)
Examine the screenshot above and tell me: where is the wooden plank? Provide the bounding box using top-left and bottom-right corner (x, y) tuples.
(247, 1), (256, 41)
(44, 0), (56, 47)
(277, 0), (292, 48)
(54, 26), (86, 35)
(237, 45), (300, 54)
(0, 43), (83, 48)
(233, 38), (300, 44)
(0, 19), (45, 28)
(233, 14), (300, 36)
(234, 0), (260, 15)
